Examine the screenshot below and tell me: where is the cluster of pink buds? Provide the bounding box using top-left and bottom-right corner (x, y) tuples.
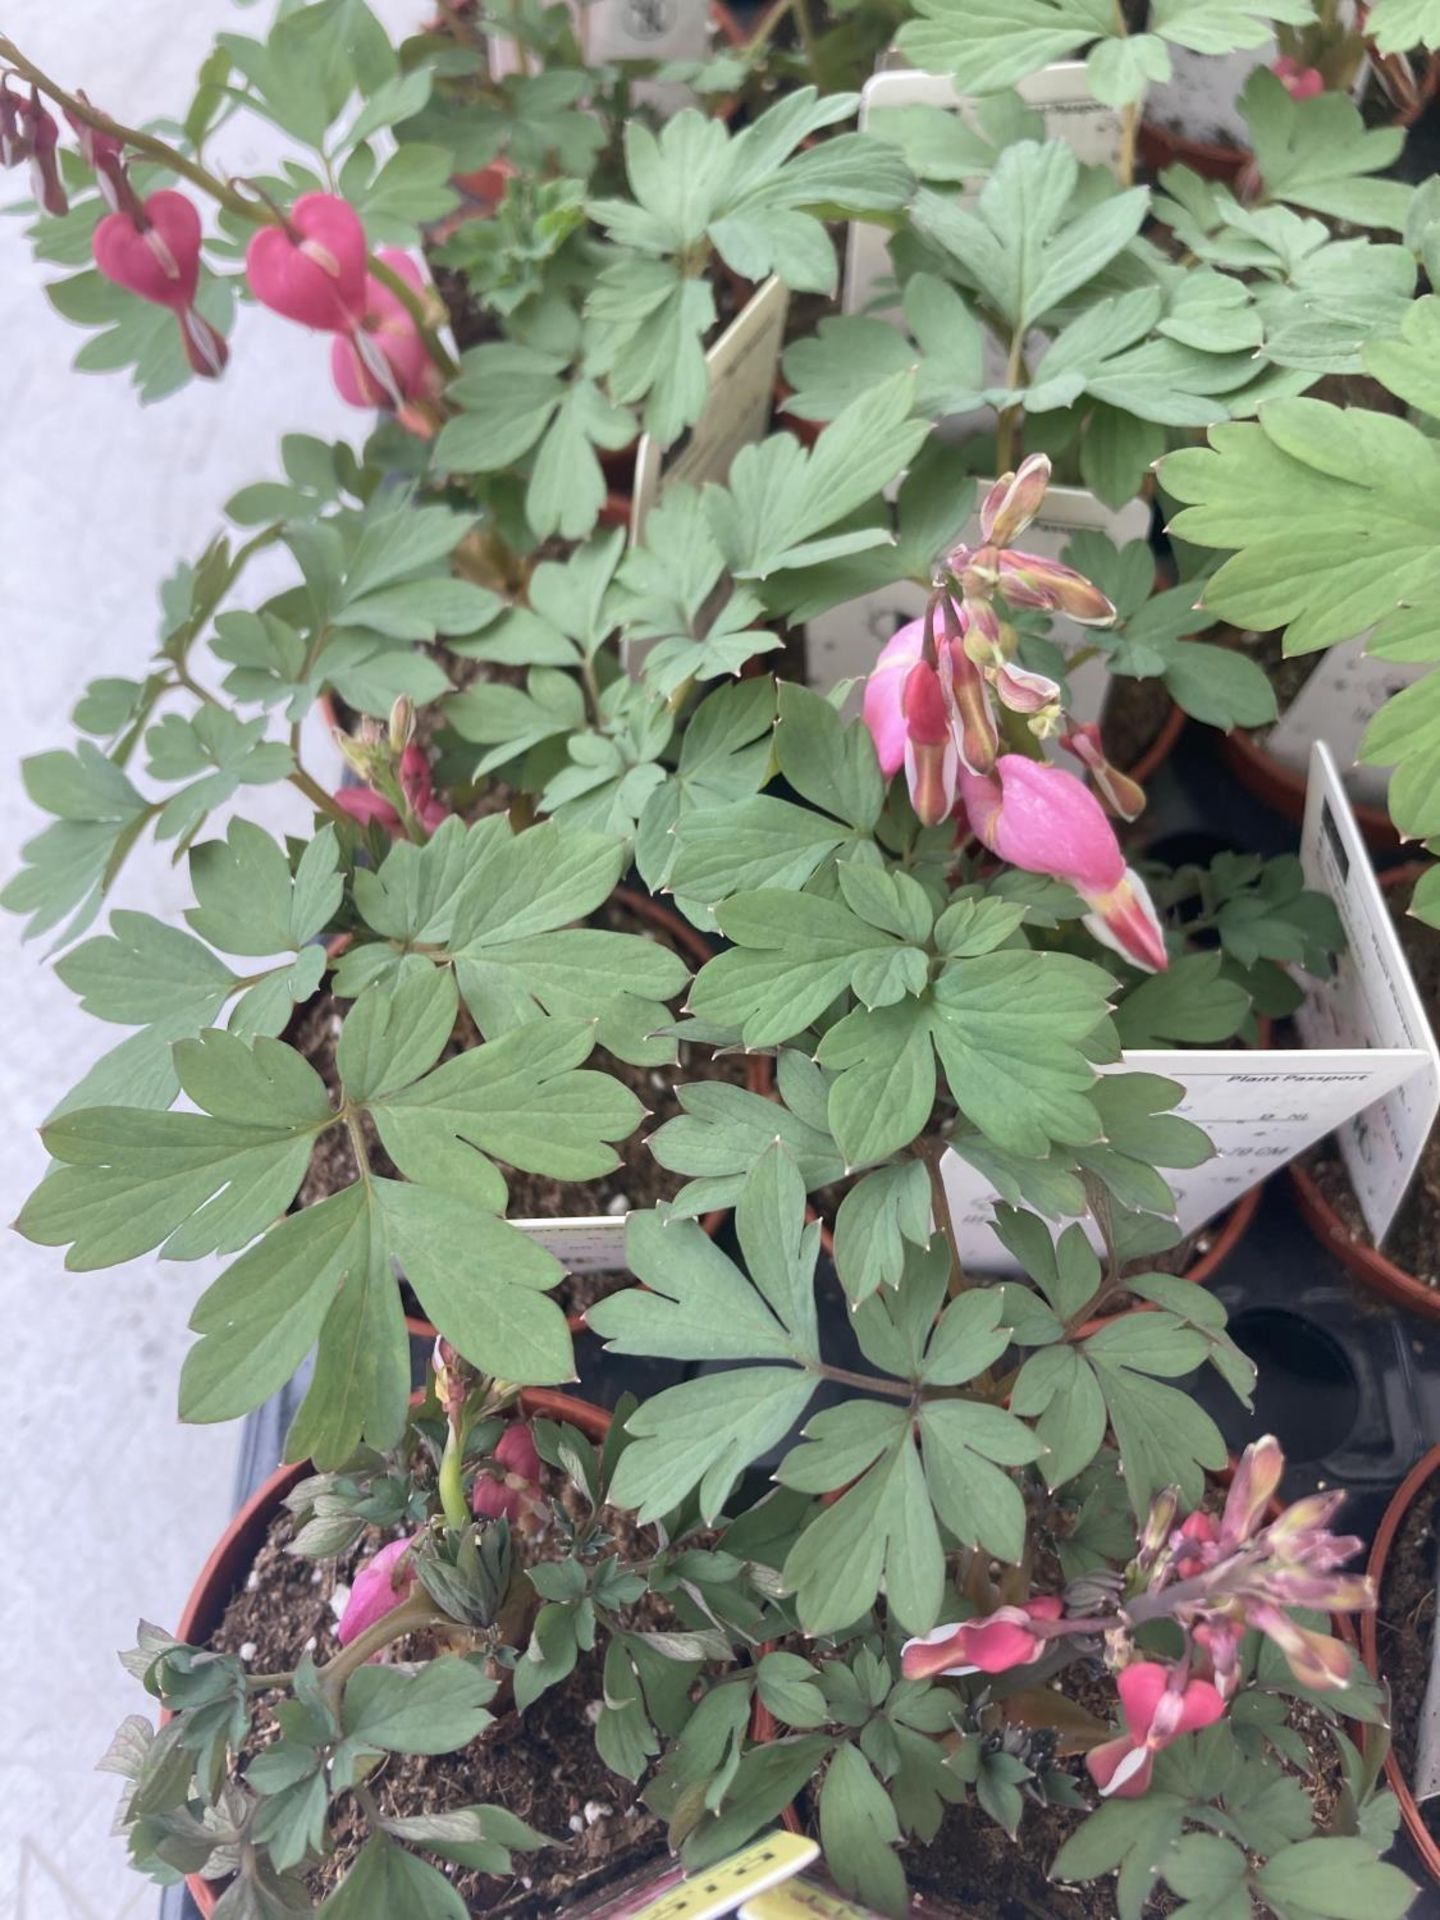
(246, 195), (443, 429)
(0, 78), (67, 216)
(333, 698), (450, 840)
(860, 457), (1168, 973)
(472, 1422), (547, 1536)
(900, 1439), (1374, 1804)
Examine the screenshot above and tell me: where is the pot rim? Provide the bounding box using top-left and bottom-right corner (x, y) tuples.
(178, 1387), (610, 1915)
(1361, 1443), (1440, 1885)
(1218, 723), (1396, 850)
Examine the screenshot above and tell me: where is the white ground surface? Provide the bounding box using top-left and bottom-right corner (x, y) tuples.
(1, 5), (422, 1913)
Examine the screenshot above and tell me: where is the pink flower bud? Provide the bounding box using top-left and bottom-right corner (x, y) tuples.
(901, 1597), (1063, 1679)
(93, 189), (202, 310)
(1245, 1604), (1354, 1691)
(25, 90), (67, 217)
(1221, 1435), (1285, 1547)
(336, 1535), (417, 1646)
(471, 1476), (524, 1523)
(494, 1421), (541, 1483)
(863, 618), (926, 780)
(246, 193), (369, 331)
(1061, 722), (1147, 822)
(991, 661), (1062, 718)
(903, 660), (959, 828)
(1273, 55), (1325, 99)
(1087, 1661), (1225, 1798)
(979, 453), (1051, 547)
(941, 635), (999, 775)
(994, 551), (1117, 625)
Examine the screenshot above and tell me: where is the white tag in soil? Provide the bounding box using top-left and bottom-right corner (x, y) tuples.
(938, 742), (1438, 1270)
(1263, 633), (1424, 810)
(629, 275), (791, 548)
(1296, 740), (1440, 1240)
(515, 1214), (627, 1273)
(489, 0), (711, 102)
(843, 63), (1127, 318)
(804, 481), (1149, 728)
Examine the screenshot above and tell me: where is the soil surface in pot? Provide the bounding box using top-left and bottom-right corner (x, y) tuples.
(1375, 1477), (1440, 1850)
(1296, 890), (1440, 1288)
(288, 895), (754, 1299)
(1102, 673), (1173, 779)
(210, 1504), (668, 1915)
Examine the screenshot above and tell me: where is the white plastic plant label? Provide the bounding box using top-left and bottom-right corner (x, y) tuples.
(490, 0), (711, 102)
(516, 1214), (628, 1272)
(1295, 740), (1440, 1240)
(804, 481), (1149, 724)
(1263, 633), (1424, 808)
(573, 1832), (820, 1917)
(938, 742), (1438, 1268)
(630, 275), (792, 543)
(844, 63), (1126, 317)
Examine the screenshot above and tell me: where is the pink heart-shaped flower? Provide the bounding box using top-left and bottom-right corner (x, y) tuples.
(246, 192), (368, 331)
(93, 190), (202, 310)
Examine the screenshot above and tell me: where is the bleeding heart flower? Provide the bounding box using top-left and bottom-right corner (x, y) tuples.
(94, 189), (202, 308)
(336, 1535), (417, 1647)
(901, 1597), (1065, 1679)
(246, 193), (369, 331)
(1086, 1662), (1226, 1798)
(958, 755), (1169, 972)
(1, 84), (68, 216)
(92, 190), (228, 379)
(330, 250), (441, 417)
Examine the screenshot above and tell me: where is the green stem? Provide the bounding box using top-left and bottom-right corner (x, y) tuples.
(317, 1591), (446, 1706)
(994, 331), (1027, 473)
(919, 1134), (969, 1297)
(813, 1362), (914, 1402)
(438, 1413), (471, 1532)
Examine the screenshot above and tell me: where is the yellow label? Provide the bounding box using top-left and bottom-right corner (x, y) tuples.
(741, 1880), (883, 1918)
(625, 1833), (820, 1919)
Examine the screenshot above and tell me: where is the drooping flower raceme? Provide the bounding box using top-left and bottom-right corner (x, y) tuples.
(333, 741), (449, 839)
(92, 188), (228, 378)
(959, 756), (1169, 973)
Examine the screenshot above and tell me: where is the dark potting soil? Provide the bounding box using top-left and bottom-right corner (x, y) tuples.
(1377, 1480), (1440, 1851)
(1102, 673), (1174, 779)
(286, 894), (755, 1300)
(209, 1505), (668, 1915)
(1296, 891), (1440, 1288)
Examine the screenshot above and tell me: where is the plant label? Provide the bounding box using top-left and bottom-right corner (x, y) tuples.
(1296, 740), (1440, 1241)
(1263, 633), (1424, 808)
(742, 1880), (889, 1915)
(629, 274), (792, 545)
(804, 481), (1149, 730)
(515, 1213), (629, 1273)
(844, 64), (1126, 317)
(937, 742), (1438, 1266)
(489, 0), (712, 104)
(575, 1832), (820, 1917)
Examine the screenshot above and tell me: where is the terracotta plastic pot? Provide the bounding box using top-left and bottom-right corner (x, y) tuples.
(1288, 863), (1436, 1320)
(1361, 1443), (1440, 1887)
(178, 1389), (610, 1916)
(1218, 724), (1396, 853)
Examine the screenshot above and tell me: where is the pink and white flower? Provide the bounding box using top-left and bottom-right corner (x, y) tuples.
(901, 1597), (1065, 1679)
(1086, 1661), (1226, 1798)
